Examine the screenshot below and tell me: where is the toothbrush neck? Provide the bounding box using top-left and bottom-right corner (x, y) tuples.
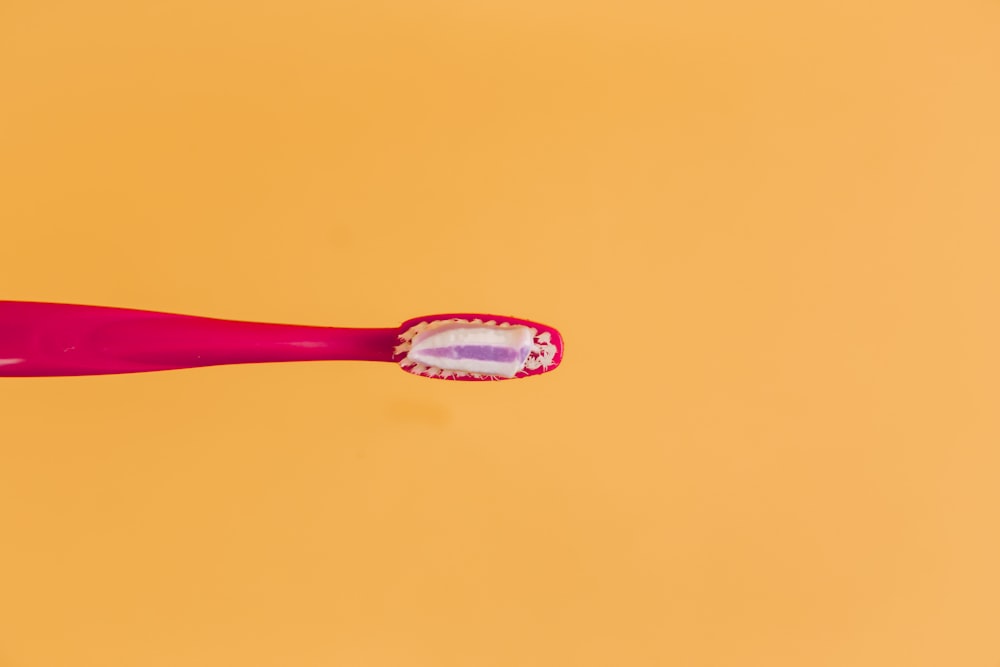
(97, 317), (398, 368)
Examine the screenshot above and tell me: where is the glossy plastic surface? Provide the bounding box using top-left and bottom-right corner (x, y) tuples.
(0, 301), (396, 377)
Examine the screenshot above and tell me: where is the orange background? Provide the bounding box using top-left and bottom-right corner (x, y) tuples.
(1, 1), (999, 665)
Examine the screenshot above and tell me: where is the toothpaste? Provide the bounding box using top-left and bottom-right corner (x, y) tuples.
(404, 320), (534, 378)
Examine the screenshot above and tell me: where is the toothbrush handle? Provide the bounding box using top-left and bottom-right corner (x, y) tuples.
(0, 301), (397, 377)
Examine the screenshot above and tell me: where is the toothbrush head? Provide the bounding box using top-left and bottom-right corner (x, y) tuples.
(393, 314), (563, 381)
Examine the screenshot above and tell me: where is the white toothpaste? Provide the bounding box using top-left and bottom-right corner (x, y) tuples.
(404, 320), (534, 378)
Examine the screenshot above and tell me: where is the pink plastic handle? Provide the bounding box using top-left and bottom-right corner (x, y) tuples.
(0, 301), (396, 377)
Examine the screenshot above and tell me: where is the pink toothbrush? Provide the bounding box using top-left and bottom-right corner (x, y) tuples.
(0, 301), (563, 380)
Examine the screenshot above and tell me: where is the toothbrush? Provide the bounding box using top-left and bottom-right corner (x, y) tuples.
(0, 301), (563, 380)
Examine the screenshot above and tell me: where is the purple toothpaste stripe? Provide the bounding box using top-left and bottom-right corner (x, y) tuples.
(419, 345), (530, 363)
